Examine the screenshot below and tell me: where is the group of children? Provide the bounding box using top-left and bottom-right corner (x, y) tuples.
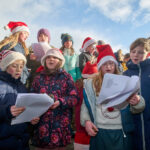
(0, 21), (150, 150)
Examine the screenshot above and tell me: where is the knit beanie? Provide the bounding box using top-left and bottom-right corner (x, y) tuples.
(61, 33), (73, 46)
(41, 48), (65, 68)
(0, 50), (26, 71)
(37, 28), (51, 43)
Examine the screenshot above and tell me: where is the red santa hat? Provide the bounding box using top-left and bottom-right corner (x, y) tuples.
(4, 21), (30, 34)
(97, 44), (118, 70)
(82, 61), (98, 78)
(80, 37), (96, 52)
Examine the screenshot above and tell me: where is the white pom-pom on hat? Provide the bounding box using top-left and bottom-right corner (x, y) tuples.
(80, 37), (96, 52)
(4, 25), (9, 30)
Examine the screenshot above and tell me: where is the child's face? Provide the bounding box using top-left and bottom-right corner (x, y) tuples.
(118, 53), (124, 61)
(38, 33), (49, 43)
(19, 31), (29, 42)
(101, 61), (116, 75)
(86, 44), (96, 54)
(64, 40), (72, 49)
(6, 60), (24, 79)
(45, 56), (60, 70)
(130, 46), (148, 64)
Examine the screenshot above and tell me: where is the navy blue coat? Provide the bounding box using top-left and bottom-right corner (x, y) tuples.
(124, 59), (150, 150)
(0, 71), (29, 150)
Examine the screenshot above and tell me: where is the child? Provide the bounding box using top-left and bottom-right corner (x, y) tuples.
(30, 48), (78, 150)
(123, 53), (130, 71)
(29, 28), (52, 62)
(27, 28), (54, 89)
(80, 44), (145, 150)
(114, 49), (125, 73)
(79, 37), (97, 72)
(37, 28), (51, 45)
(124, 38), (150, 150)
(0, 50), (39, 150)
(74, 61), (98, 150)
(26, 42), (51, 90)
(97, 40), (105, 45)
(60, 33), (81, 82)
(0, 21), (30, 84)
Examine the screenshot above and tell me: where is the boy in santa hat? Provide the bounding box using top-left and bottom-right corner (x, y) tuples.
(0, 21), (30, 84)
(80, 44), (145, 150)
(79, 37), (98, 72)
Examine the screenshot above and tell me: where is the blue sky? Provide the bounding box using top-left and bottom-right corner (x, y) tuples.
(0, 0), (150, 54)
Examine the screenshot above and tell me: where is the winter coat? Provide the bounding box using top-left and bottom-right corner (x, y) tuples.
(1, 43), (29, 84)
(79, 52), (93, 72)
(0, 71), (29, 150)
(63, 48), (81, 82)
(124, 59), (150, 150)
(81, 78), (145, 149)
(30, 69), (78, 149)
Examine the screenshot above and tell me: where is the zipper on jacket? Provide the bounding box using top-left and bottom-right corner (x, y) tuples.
(122, 128), (126, 138)
(138, 64), (146, 150)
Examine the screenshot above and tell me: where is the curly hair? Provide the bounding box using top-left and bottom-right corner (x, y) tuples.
(0, 32), (29, 56)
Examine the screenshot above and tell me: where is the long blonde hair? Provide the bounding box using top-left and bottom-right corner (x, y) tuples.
(92, 66), (120, 96)
(60, 45), (75, 56)
(0, 32), (29, 56)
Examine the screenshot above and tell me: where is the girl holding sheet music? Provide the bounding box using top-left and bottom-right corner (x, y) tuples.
(124, 38), (150, 150)
(80, 44), (145, 150)
(30, 48), (78, 150)
(0, 50), (39, 150)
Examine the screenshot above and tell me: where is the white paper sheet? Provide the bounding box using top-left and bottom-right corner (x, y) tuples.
(11, 93), (54, 125)
(31, 42), (50, 61)
(97, 73), (140, 109)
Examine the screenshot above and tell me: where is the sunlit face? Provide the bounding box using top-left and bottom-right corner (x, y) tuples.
(101, 61), (116, 75)
(38, 33), (49, 43)
(130, 46), (148, 64)
(6, 60), (24, 79)
(118, 53), (124, 61)
(86, 43), (96, 54)
(64, 40), (72, 49)
(19, 31), (29, 42)
(45, 56), (60, 70)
